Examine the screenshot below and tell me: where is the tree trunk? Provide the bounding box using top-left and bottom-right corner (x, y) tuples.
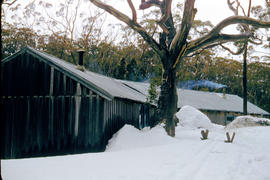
(1, 1), (3, 180)
(157, 62), (178, 137)
(0, 159), (2, 180)
(243, 43), (248, 115)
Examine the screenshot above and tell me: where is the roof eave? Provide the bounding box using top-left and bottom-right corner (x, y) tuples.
(3, 46), (114, 101)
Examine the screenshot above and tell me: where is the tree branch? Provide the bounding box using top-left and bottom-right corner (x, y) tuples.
(2, 0), (17, 6)
(169, 0), (196, 68)
(266, 0), (270, 7)
(227, 0), (238, 15)
(249, 38), (263, 45)
(227, 0), (250, 31)
(187, 15), (270, 55)
(139, 0), (161, 10)
(247, 0), (251, 17)
(157, 0), (172, 34)
(170, 0), (195, 50)
(187, 33), (251, 54)
(185, 43), (220, 57)
(238, 3), (247, 16)
(159, 0), (172, 25)
(220, 43), (246, 55)
(90, 0), (167, 58)
(127, 0), (137, 23)
(210, 16), (269, 35)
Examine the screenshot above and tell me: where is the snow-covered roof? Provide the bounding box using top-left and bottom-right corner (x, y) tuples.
(177, 89), (269, 115)
(3, 47), (269, 115)
(2, 47), (147, 103)
(119, 80), (269, 115)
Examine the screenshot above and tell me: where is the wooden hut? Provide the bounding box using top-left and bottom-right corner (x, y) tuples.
(1, 46), (154, 159)
(176, 89), (270, 125)
(119, 81), (270, 125)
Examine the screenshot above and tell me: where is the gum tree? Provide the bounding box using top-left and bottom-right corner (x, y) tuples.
(90, 0), (270, 137)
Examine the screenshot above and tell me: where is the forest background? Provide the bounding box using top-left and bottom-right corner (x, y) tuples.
(1, 0), (270, 113)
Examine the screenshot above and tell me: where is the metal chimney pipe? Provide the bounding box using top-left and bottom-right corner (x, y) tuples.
(77, 48), (85, 66)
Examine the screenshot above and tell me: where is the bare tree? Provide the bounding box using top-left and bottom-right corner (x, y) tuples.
(32, 0), (107, 65)
(95, 0), (269, 136)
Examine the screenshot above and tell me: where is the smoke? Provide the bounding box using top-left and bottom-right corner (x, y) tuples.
(179, 80), (227, 90)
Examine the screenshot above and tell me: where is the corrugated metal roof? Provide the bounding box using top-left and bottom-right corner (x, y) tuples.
(3, 47), (269, 115)
(119, 80), (270, 115)
(119, 80), (150, 95)
(177, 89), (269, 115)
(2, 47), (147, 103)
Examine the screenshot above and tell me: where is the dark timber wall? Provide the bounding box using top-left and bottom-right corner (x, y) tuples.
(1, 52), (152, 159)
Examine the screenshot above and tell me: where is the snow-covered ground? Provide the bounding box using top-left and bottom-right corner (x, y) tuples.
(3, 106), (270, 180)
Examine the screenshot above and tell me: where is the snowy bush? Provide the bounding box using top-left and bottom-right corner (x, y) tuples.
(256, 119), (270, 126)
(176, 105), (213, 129)
(226, 116), (270, 129)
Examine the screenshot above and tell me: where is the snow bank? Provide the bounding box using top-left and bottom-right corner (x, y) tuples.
(226, 115), (270, 129)
(176, 105), (213, 129)
(3, 123), (270, 180)
(106, 125), (177, 152)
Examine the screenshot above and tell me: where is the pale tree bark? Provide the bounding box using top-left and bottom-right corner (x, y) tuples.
(90, 0), (270, 137)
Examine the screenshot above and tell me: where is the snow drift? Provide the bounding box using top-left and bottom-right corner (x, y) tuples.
(176, 105), (213, 129)
(226, 115), (270, 129)
(106, 125), (177, 152)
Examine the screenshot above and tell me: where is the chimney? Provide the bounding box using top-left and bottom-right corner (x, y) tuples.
(77, 48), (85, 72)
(222, 87), (226, 99)
(77, 48), (85, 66)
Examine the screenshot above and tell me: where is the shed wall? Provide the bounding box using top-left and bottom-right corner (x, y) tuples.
(1, 53), (106, 158)
(201, 110), (263, 126)
(102, 98), (153, 143)
(1, 52), (153, 159)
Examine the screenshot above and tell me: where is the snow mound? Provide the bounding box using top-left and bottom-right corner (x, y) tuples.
(106, 125), (176, 152)
(226, 115), (270, 129)
(176, 105), (213, 129)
